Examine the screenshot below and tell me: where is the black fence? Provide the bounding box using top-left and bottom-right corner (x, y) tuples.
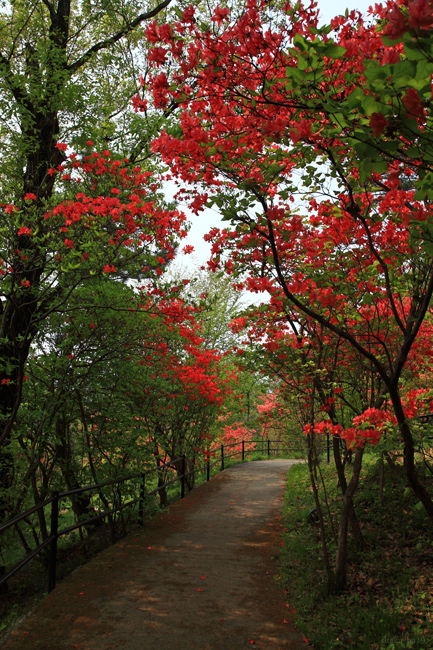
(0, 439), (305, 594)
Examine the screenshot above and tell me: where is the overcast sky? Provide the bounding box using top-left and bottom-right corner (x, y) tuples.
(171, 0), (375, 273)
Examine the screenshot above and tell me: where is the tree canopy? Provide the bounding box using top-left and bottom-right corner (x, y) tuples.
(2, 0), (433, 598)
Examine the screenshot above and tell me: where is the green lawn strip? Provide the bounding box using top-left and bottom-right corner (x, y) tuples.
(280, 457), (433, 650)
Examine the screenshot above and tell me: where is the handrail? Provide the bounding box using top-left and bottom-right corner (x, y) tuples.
(57, 471), (145, 499)
(0, 495), (55, 535)
(0, 440), (306, 593)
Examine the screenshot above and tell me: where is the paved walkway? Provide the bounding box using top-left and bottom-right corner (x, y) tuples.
(3, 460), (309, 650)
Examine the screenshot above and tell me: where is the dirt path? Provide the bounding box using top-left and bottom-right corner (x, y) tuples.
(2, 460), (310, 650)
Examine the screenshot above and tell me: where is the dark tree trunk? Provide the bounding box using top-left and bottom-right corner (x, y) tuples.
(55, 417), (98, 523)
(334, 446), (364, 591)
(389, 388), (433, 519)
(332, 436), (364, 548)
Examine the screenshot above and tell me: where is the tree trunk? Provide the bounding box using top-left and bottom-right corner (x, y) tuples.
(307, 435), (334, 591)
(334, 445), (364, 591)
(332, 436), (364, 548)
(389, 387), (433, 519)
(55, 417), (99, 523)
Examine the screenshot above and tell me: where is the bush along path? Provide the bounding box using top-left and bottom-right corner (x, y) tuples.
(2, 460), (310, 650)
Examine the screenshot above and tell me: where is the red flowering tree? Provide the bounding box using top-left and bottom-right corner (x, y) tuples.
(0, 146), (188, 535)
(145, 0), (433, 587)
(0, 0), (185, 549)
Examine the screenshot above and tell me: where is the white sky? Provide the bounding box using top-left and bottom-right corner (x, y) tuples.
(171, 0), (374, 273)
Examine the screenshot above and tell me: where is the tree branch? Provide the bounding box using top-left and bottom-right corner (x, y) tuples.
(66, 0), (172, 74)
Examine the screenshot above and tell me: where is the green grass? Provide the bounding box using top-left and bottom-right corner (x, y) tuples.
(280, 457), (433, 650)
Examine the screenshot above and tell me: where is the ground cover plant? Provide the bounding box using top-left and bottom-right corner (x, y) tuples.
(281, 457), (433, 650)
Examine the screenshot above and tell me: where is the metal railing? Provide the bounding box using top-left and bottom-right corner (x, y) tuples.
(0, 439), (304, 593)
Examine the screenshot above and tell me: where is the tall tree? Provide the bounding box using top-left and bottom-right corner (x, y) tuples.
(0, 0), (191, 509)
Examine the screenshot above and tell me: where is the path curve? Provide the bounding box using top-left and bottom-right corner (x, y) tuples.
(3, 460), (310, 650)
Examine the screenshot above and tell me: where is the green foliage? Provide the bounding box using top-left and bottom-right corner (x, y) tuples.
(281, 459), (433, 649)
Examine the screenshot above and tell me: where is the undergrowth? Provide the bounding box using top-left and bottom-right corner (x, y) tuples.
(281, 456), (433, 650)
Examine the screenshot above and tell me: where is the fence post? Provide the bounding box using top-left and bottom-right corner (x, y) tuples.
(48, 490), (59, 593)
(206, 454), (210, 481)
(242, 440), (245, 462)
(267, 439), (271, 457)
(138, 473), (145, 525)
(221, 444), (224, 471)
(181, 455), (186, 498)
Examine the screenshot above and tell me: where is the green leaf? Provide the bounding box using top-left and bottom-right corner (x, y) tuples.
(345, 87), (365, 110)
(371, 159), (388, 174)
(362, 94), (385, 117)
(320, 44), (346, 59)
(293, 33), (307, 51)
(358, 158), (372, 183)
(381, 34), (404, 47)
(297, 54), (309, 71)
(413, 60), (433, 92)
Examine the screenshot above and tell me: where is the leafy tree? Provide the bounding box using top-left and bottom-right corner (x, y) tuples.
(0, 149), (187, 527)
(0, 0), (191, 534)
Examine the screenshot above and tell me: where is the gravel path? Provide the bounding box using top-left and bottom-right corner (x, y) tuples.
(2, 460), (310, 650)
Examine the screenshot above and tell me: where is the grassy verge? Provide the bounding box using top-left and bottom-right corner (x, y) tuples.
(280, 457), (433, 650)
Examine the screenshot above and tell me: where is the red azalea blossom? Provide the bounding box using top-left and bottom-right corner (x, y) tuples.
(289, 120), (318, 144)
(369, 112), (388, 137)
(24, 193), (37, 201)
(132, 94), (148, 113)
(402, 87), (425, 119)
(211, 5), (230, 25)
(384, 5), (408, 39)
(18, 227), (32, 236)
(182, 5), (195, 22)
(408, 0), (433, 29)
